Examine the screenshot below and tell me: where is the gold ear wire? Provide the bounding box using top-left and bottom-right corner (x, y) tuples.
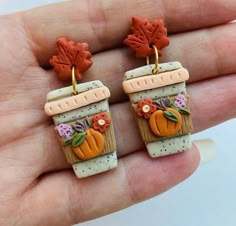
(146, 45), (159, 75)
(72, 66), (79, 95)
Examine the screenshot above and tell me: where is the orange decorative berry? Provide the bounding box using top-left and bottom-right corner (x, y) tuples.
(136, 98), (157, 119)
(124, 16), (169, 57)
(92, 113), (111, 132)
(149, 108), (182, 137)
(72, 128), (104, 160)
(50, 37), (93, 81)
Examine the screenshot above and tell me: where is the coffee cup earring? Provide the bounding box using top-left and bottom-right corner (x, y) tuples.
(123, 17), (193, 158)
(44, 38), (117, 178)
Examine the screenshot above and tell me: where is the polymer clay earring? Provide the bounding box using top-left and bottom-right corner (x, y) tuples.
(123, 17), (193, 158)
(44, 38), (117, 178)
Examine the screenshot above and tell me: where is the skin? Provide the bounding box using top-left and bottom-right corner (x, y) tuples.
(0, 0), (235, 225)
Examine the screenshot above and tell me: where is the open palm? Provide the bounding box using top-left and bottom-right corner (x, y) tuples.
(0, 0), (235, 225)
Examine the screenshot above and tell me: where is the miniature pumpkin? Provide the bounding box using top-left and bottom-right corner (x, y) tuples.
(149, 108), (182, 137)
(72, 128), (105, 160)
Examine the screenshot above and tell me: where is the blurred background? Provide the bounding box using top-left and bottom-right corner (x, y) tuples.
(0, 1), (235, 225)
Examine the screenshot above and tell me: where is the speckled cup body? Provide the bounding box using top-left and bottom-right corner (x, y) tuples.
(45, 81), (117, 178)
(123, 62), (192, 157)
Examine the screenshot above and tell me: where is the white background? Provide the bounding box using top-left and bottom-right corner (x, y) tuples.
(1, 1), (236, 226)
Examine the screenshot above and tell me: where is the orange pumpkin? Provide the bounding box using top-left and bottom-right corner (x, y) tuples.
(72, 128), (105, 160)
(149, 108), (182, 137)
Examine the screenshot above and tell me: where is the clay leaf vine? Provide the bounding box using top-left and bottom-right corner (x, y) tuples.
(50, 37), (93, 81)
(124, 16), (170, 57)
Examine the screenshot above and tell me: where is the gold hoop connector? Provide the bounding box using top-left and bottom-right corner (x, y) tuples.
(72, 66), (79, 95)
(146, 45), (159, 75)
(152, 45), (159, 74)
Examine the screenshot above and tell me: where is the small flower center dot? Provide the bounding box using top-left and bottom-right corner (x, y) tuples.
(98, 119), (106, 126)
(142, 105), (150, 113)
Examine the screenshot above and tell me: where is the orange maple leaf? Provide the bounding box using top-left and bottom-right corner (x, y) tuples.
(50, 37), (93, 81)
(124, 17), (170, 57)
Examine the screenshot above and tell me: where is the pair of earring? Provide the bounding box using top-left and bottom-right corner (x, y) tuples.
(44, 17), (192, 179)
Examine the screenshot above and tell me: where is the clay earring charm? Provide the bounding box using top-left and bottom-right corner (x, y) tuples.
(44, 38), (117, 178)
(123, 17), (193, 158)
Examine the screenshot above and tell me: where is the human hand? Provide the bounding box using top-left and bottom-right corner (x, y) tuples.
(0, 0), (235, 225)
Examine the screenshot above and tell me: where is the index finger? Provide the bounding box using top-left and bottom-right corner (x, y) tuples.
(19, 0), (236, 66)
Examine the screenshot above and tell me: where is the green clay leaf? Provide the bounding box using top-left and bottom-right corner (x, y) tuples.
(179, 108), (191, 115)
(170, 101), (178, 110)
(63, 131), (78, 146)
(64, 138), (73, 146)
(72, 130), (78, 138)
(164, 111), (179, 122)
(72, 132), (86, 147)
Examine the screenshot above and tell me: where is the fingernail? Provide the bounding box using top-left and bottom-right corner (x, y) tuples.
(192, 139), (216, 165)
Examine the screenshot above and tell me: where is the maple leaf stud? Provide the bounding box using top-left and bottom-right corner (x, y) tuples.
(124, 16), (170, 57)
(50, 37), (93, 81)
